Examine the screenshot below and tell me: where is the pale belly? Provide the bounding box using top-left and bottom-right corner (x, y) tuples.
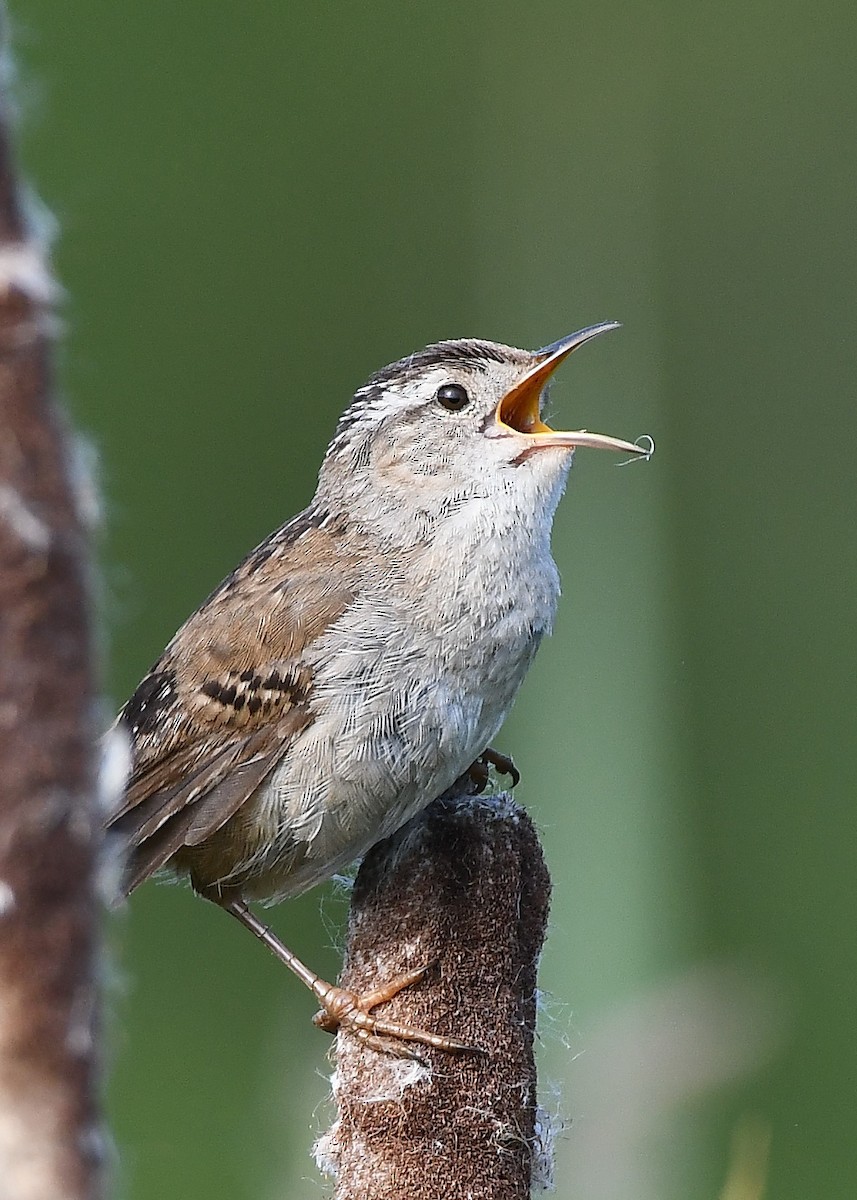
(201, 515), (563, 901)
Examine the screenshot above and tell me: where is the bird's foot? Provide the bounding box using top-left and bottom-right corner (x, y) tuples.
(311, 964), (479, 1057)
(466, 746), (521, 794)
(215, 896), (476, 1057)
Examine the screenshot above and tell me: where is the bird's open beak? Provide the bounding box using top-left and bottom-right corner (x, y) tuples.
(493, 322), (648, 456)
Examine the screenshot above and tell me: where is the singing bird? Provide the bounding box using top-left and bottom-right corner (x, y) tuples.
(109, 322), (650, 1051)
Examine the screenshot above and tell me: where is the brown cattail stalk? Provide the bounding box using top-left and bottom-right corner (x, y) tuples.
(0, 36), (104, 1200)
(315, 788), (553, 1200)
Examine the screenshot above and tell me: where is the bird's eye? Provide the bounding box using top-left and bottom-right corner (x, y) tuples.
(436, 383), (470, 412)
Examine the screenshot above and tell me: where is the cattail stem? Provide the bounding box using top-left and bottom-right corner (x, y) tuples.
(0, 33), (104, 1200)
(315, 788), (553, 1200)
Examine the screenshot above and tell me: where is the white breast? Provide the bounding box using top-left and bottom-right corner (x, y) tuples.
(257, 481), (565, 898)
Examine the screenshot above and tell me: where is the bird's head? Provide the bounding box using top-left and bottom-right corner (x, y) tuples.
(316, 323), (649, 542)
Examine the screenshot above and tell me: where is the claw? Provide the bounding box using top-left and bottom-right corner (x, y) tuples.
(468, 747), (520, 792)
(311, 964), (480, 1055)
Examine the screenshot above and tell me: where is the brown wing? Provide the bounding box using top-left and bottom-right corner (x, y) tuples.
(108, 509), (359, 894)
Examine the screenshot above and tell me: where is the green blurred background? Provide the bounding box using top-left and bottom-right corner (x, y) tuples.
(12, 2), (857, 1197)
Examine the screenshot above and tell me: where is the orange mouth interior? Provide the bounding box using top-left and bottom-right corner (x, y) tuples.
(496, 357), (560, 436)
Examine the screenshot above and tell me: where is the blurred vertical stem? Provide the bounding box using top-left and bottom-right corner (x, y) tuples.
(0, 26), (104, 1200)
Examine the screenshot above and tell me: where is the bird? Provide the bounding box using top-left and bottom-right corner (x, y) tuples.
(108, 321), (651, 1053)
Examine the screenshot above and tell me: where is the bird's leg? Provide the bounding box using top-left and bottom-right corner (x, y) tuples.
(466, 746), (521, 793)
(209, 892), (477, 1057)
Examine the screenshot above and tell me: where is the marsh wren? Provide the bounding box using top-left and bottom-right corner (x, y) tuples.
(109, 322), (651, 1052)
